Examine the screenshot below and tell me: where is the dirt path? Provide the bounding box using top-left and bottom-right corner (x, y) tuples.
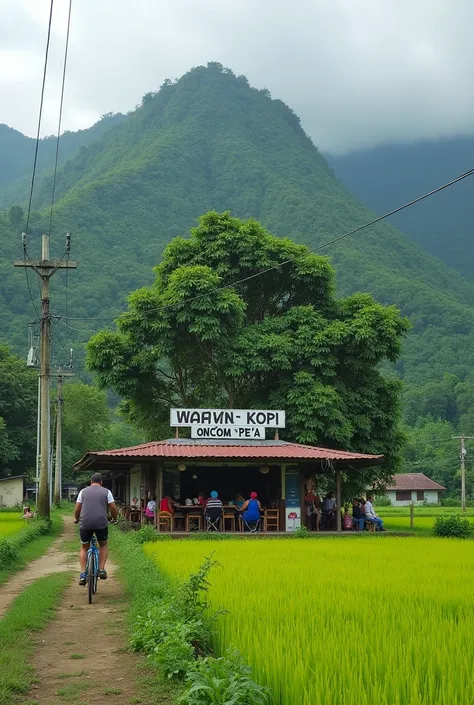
(29, 517), (147, 705)
(0, 516), (75, 618)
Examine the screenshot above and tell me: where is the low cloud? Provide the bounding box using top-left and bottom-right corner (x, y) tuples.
(1, 0), (473, 153)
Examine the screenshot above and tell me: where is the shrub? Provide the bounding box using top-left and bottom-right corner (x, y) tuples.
(116, 517), (134, 532)
(133, 525), (167, 544)
(0, 518), (50, 569)
(130, 554), (223, 678)
(178, 649), (270, 705)
(433, 515), (472, 538)
(291, 525), (309, 538)
(375, 495), (391, 506)
(0, 539), (18, 568)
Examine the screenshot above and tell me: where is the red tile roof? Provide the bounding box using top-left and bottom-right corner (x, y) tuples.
(387, 473), (446, 491)
(73, 439), (384, 471)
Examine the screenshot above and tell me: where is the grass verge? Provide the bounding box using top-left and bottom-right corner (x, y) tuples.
(109, 529), (179, 704)
(0, 514), (63, 586)
(0, 571), (72, 705)
(109, 529), (270, 705)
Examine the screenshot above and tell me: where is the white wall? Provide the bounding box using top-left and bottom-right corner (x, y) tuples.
(387, 489), (440, 506)
(0, 478), (24, 507)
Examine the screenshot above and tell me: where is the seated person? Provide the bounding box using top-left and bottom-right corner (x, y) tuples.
(22, 506), (33, 519)
(364, 495), (385, 531)
(197, 492), (207, 506)
(131, 496), (140, 508)
(205, 490), (223, 528)
(240, 491), (262, 527)
(352, 498), (365, 531)
(159, 495), (177, 514)
(342, 506), (353, 530)
(145, 496), (156, 524)
(233, 493), (245, 511)
(322, 491), (337, 529)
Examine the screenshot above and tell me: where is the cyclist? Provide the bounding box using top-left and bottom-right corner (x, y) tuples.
(74, 472), (118, 586)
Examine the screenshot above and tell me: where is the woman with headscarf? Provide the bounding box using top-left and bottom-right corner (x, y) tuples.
(241, 491), (262, 527)
(204, 490), (223, 530)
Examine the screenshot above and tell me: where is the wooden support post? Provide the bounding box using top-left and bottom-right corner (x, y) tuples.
(410, 502), (414, 530)
(335, 468), (342, 532)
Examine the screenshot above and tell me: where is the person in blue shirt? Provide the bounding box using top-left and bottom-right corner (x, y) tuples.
(241, 491), (262, 528)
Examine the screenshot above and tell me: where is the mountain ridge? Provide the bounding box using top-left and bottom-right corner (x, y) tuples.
(1, 63), (474, 394)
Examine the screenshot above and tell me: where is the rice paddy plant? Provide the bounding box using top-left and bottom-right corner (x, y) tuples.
(0, 515), (24, 538)
(146, 538), (474, 705)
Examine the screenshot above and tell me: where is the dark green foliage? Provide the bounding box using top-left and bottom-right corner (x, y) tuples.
(87, 211), (409, 481)
(133, 525), (171, 543)
(0, 346), (37, 478)
(130, 552), (222, 679)
(433, 514), (473, 538)
(179, 650), (271, 705)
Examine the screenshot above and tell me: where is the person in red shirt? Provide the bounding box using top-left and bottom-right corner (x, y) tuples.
(159, 496), (177, 514)
(197, 492), (207, 506)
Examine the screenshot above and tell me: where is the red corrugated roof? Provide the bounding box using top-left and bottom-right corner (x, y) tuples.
(387, 473), (446, 491)
(74, 439), (383, 471)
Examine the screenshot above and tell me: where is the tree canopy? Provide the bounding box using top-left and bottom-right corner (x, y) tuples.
(0, 345), (37, 478)
(88, 212), (410, 484)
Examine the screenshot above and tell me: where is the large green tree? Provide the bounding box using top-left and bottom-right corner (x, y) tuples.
(0, 345), (37, 478)
(61, 382), (143, 478)
(87, 212), (410, 482)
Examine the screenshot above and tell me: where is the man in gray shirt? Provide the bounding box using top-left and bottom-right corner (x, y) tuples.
(74, 473), (118, 585)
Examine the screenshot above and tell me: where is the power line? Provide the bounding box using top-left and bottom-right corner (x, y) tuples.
(25, 0), (55, 237)
(22, 0), (55, 320)
(53, 165), (474, 327)
(47, 0), (73, 238)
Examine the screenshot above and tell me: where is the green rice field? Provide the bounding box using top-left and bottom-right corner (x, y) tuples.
(0, 514), (24, 538)
(378, 506), (474, 534)
(147, 537), (474, 705)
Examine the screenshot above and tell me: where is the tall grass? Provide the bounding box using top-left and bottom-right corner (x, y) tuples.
(147, 539), (474, 705)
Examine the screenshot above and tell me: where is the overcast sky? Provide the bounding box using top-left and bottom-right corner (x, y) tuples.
(1, 0), (473, 153)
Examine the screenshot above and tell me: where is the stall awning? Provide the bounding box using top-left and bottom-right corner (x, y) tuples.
(73, 439), (384, 473)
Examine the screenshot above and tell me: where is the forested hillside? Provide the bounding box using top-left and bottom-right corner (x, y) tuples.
(0, 112), (127, 202)
(327, 138), (474, 281)
(1, 63), (474, 486)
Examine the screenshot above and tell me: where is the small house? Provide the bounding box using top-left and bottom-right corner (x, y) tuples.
(386, 473), (446, 505)
(0, 475), (26, 508)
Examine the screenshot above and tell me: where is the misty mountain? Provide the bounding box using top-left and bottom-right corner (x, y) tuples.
(327, 138), (474, 281)
(1, 63), (474, 396)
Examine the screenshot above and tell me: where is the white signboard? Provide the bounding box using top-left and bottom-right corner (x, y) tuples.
(170, 408), (285, 428)
(191, 425), (266, 440)
(286, 507), (302, 532)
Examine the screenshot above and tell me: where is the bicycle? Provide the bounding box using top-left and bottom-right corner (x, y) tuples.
(85, 535), (100, 604)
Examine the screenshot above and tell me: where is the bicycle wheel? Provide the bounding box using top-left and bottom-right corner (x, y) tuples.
(86, 552), (94, 604)
(92, 552), (99, 595)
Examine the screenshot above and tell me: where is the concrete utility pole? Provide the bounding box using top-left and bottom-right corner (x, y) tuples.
(452, 435), (474, 513)
(53, 374), (63, 507)
(14, 233), (77, 518)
